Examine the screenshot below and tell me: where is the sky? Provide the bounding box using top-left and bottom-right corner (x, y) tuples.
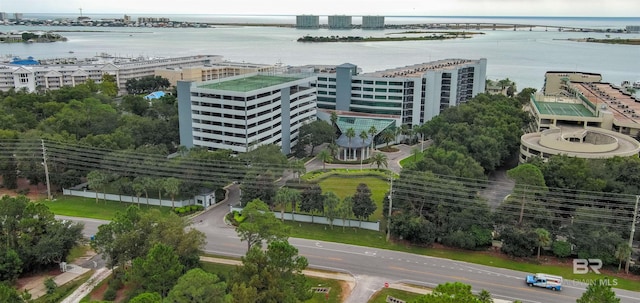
(1, 0), (639, 17)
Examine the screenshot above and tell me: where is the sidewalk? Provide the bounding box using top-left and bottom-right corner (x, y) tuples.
(19, 264), (91, 300)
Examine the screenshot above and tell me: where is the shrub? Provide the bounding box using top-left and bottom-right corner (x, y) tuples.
(552, 240), (572, 258)
(44, 277), (57, 295)
(103, 287), (117, 301)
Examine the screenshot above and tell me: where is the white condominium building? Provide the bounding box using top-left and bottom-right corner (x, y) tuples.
(0, 55), (222, 92)
(178, 73), (317, 154)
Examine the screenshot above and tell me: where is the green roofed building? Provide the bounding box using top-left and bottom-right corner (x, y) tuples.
(178, 73), (317, 154)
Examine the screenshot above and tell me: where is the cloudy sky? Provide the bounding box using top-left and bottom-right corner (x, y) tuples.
(1, 0), (638, 16)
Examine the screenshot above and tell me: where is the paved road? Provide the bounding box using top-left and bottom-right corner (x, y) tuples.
(65, 199), (640, 303)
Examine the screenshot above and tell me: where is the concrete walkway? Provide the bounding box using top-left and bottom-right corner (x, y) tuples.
(60, 268), (113, 303)
(21, 264), (91, 300)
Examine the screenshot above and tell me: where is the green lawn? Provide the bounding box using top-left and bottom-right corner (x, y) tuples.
(42, 196), (172, 220)
(369, 288), (421, 303)
(318, 176), (389, 221)
(399, 150), (425, 168)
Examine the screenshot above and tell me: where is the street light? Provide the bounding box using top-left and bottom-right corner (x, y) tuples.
(386, 173), (393, 242)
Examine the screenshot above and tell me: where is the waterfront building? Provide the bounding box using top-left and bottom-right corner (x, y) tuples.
(296, 15), (320, 29)
(0, 12), (8, 21)
(362, 16), (385, 29)
(0, 55), (222, 93)
(156, 62), (281, 87)
(177, 73), (317, 154)
(626, 25), (640, 33)
(520, 75), (640, 163)
(543, 71), (602, 95)
(309, 58), (486, 159)
(328, 15), (352, 29)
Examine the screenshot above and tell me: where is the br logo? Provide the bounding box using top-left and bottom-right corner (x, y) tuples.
(573, 259), (602, 274)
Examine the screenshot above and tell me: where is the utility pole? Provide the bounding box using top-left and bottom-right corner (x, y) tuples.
(41, 139), (52, 201)
(386, 172), (393, 242)
(626, 195), (639, 274)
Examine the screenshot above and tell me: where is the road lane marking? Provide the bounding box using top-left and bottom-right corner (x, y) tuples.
(388, 265), (575, 300)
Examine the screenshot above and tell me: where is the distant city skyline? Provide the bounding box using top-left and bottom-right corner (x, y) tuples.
(1, 0), (639, 17)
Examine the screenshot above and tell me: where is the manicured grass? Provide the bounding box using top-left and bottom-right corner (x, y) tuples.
(399, 150), (425, 168)
(369, 288), (421, 303)
(41, 196), (172, 220)
(318, 176), (389, 221)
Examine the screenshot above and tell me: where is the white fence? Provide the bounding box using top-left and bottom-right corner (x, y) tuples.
(230, 206), (380, 231)
(63, 188), (192, 208)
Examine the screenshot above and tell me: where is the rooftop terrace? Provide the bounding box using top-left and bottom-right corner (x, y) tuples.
(362, 59), (475, 78)
(198, 75), (301, 92)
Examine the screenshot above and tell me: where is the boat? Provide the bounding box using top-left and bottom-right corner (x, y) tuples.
(68, 51), (74, 53)
(634, 81), (640, 89)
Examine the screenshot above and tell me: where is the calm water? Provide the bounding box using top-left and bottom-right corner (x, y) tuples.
(1, 15), (639, 90)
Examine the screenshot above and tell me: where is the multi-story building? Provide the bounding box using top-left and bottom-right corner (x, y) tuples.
(313, 58), (487, 126)
(519, 74), (640, 163)
(543, 71), (602, 95)
(296, 15), (320, 29)
(626, 25), (640, 33)
(178, 73), (317, 154)
(0, 12), (8, 21)
(0, 55), (222, 92)
(328, 15), (352, 29)
(362, 16), (384, 29)
(156, 62), (280, 87)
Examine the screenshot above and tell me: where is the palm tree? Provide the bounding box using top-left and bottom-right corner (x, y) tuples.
(345, 127), (356, 160)
(87, 170), (107, 204)
(274, 187), (300, 222)
(370, 153), (388, 169)
(615, 243), (632, 272)
(359, 130), (368, 163)
(132, 178), (144, 206)
(163, 177), (181, 209)
(327, 142), (339, 158)
(289, 159), (306, 183)
(535, 228), (551, 259)
(317, 149), (333, 170)
(367, 125), (377, 151)
(330, 111), (338, 128)
(381, 129), (395, 148)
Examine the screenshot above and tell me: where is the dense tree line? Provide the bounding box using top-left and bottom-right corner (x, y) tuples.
(125, 75), (171, 95)
(0, 196), (84, 283)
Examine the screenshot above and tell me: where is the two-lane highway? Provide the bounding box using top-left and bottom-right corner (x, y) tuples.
(63, 203), (640, 303)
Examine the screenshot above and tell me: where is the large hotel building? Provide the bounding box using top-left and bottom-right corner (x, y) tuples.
(178, 58), (487, 155)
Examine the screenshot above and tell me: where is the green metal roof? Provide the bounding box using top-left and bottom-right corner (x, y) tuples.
(198, 75), (302, 92)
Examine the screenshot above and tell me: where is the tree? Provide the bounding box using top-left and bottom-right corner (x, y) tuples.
(506, 164), (547, 224)
(552, 240), (572, 258)
(44, 277), (57, 294)
(317, 149), (332, 170)
(345, 127), (356, 160)
(381, 129), (395, 147)
(370, 152), (388, 169)
(289, 159), (306, 183)
(274, 187), (300, 222)
(232, 241), (311, 303)
(241, 170), (277, 207)
(299, 184), (324, 223)
(129, 292), (163, 303)
(411, 282), (493, 303)
(576, 280), (620, 303)
(359, 130), (368, 160)
(132, 178), (145, 206)
(92, 206), (204, 268)
(297, 120), (335, 156)
(500, 226), (538, 258)
(166, 268), (228, 303)
(338, 196), (353, 231)
(323, 192), (340, 229)
(163, 177), (182, 209)
(330, 112), (338, 130)
(87, 170), (108, 203)
(0, 249), (22, 283)
(236, 199), (290, 251)
(352, 183), (377, 226)
(0, 283), (24, 303)
(367, 125), (377, 151)
(130, 243), (184, 298)
(0, 196), (83, 273)
(99, 73), (118, 97)
(614, 244), (631, 272)
(535, 228), (551, 259)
